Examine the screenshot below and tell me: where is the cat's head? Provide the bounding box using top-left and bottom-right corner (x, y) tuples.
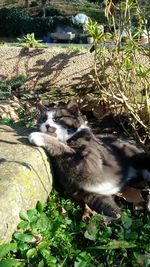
(38, 97), (88, 142)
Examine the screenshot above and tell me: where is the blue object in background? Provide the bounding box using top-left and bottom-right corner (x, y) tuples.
(43, 35), (52, 44)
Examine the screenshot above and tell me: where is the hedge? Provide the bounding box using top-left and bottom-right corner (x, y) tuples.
(0, 8), (73, 37)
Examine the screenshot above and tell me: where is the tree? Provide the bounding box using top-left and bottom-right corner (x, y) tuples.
(41, 0), (51, 17)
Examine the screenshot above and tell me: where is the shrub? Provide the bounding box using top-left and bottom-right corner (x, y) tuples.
(85, 1), (150, 149)
(16, 16), (54, 37)
(0, 7), (54, 37)
(0, 7), (73, 37)
(29, 0), (38, 7)
(0, 8), (30, 37)
(53, 15), (73, 28)
(0, 75), (27, 100)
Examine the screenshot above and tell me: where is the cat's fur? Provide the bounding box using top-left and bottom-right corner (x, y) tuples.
(29, 97), (150, 218)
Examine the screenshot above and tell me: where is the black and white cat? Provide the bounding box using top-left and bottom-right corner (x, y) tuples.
(29, 97), (150, 218)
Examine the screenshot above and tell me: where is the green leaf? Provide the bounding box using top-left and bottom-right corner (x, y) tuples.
(121, 212), (132, 229)
(123, 57), (133, 70)
(19, 211), (29, 221)
(38, 260), (45, 267)
(136, 64), (149, 77)
(36, 201), (46, 214)
(0, 258), (25, 267)
(0, 243), (17, 257)
(75, 252), (93, 267)
(90, 240), (136, 250)
(84, 221), (98, 241)
(38, 241), (50, 251)
(17, 242), (29, 252)
(74, 261), (88, 267)
(26, 248), (37, 258)
(17, 221), (29, 229)
(40, 249), (57, 266)
(27, 209), (38, 223)
(13, 232), (35, 243)
(84, 230), (97, 241)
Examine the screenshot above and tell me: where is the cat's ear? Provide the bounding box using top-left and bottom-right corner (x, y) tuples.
(36, 103), (48, 114)
(67, 97), (79, 115)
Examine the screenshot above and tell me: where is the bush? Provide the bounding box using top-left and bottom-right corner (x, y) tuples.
(53, 15), (73, 28)
(0, 7), (73, 37)
(85, 2), (150, 148)
(29, 0), (38, 7)
(21, 17), (55, 37)
(0, 8), (30, 37)
(0, 75), (27, 100)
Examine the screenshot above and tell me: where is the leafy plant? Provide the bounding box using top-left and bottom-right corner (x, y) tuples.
(0, 75), (27, 100)
(17, 33), (47, 48)
(0, 191), (150, 266)
(29, 0), (38, 7)
(16, 106), (38, 128)
(0, 7), (30, 37)
(84, 18), (111, 43)
(84, 1), (150, 149)
(0, 8), (55, 38)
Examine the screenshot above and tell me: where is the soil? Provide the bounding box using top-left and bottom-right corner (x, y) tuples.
(0, 46), (95, 94)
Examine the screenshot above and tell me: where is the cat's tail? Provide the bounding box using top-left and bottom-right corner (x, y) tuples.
(73, 190), (120, 219)
(131, 152), (150, 181)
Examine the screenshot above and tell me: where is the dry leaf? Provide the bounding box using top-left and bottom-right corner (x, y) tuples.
(116, 186), (145, 203)
(105, 0), (116, 17)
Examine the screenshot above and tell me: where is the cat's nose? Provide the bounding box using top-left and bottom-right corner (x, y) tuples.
(45, 124), (56, 133)
(46, 124), (50, 130)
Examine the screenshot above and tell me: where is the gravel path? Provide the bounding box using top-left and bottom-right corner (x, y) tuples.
(0, 46), (95, 92)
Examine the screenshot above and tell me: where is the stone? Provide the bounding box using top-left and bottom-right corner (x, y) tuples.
(0, 125), (52, 243)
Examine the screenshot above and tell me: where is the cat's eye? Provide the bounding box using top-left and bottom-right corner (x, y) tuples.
(53, 117), (60, 122)
(41, 114), (48, 122)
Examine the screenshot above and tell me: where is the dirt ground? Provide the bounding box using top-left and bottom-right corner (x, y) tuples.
(0, 46), (95, 93)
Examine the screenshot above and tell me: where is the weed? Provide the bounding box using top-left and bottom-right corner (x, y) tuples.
(0, 117), (14, 125)
(17, 33), (48, 48)
(0, 191), (150, 266)
(16, 107), (38, 128)
(0, 75), (27, 100)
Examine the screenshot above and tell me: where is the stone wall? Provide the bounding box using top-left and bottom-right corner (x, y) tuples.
(0, 125), (52, 242)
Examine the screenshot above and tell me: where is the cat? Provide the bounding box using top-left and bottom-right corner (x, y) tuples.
(29, 97), (150, 218)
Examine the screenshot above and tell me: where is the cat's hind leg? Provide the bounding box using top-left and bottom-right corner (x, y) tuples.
(72, 190), (120, 219)
(82, 203), (97, 222)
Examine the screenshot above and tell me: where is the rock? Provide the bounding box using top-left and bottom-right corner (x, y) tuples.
(0, 99), (22, 121)
(0, 125), (52, 243)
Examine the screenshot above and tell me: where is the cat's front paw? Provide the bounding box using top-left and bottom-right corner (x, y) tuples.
(29, 132), (45, 147)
